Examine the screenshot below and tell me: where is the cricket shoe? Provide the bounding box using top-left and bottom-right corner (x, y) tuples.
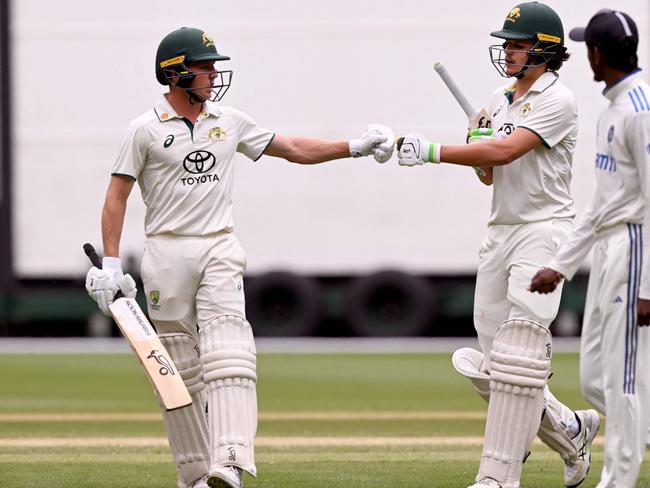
(564, 409), (600, 487)
(468, 478), (503, 488)
(207, 466), (243, 488)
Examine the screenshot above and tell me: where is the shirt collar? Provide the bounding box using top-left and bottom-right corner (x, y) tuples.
(528, 71), (559, 94)
(603, 69), (643, 101)
(503, 71), (559, 104)
(153, 95), (222, 122)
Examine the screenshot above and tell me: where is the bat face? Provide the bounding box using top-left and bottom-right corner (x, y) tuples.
(110, 298), (157, 341)
(109, 298), (192, 410)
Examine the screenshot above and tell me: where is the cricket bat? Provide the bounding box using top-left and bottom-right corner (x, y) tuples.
(434, 62), (489, 177)
(83, 243), (192, 411)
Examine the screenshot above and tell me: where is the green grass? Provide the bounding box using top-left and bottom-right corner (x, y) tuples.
(0, 352), (646, 487)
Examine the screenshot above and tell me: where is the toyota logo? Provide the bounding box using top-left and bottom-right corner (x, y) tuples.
(183, 150), (216, 174)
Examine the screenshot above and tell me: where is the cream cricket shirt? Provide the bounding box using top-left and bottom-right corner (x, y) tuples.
(112, 96), (274, 236)
(549, 70), (650, 297)
(488, 71), (577, 225)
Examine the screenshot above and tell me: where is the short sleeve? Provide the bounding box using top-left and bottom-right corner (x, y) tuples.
(111, 120), (149, 180)
(518, 88), (577, 149)
(235, 111), (275, 161)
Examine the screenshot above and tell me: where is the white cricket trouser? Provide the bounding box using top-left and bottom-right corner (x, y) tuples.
(580, 224), (650, 488)
(473, 220), (577, 465)
(141, 231), (247, 331)
(474, 219), (572, 341)
(140, 231), (252, 487)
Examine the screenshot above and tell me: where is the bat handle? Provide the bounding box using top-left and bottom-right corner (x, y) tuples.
(83, 243), (124, 300)
(83, 243), (102, 269)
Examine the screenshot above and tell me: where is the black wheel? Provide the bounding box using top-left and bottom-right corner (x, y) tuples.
(345, 271), (435, 337)
(245, 272), (324, 337)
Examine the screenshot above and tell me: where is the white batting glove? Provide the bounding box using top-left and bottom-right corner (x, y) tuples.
(367, 123), (395, 164)
(349, 125), (388, 158)
(85, 257), (137, 315)
(116, 274), (137, 299)
(396, 133), (441, 166)
(468, 127), (496, 143)
(467, 128), (495, 177)
(85, 267), (118, 316)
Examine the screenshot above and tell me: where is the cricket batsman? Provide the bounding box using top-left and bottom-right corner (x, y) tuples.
(394, 3), (598, 487)
(530, 9), (650, 487)
(84, 26), (393, 488)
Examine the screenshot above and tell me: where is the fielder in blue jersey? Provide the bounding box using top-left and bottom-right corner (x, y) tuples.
(530, 9), (650, 488)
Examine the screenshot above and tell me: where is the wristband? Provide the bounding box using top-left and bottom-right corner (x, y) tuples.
(427, 142), (441, 164)
(102, 256), (122, 271)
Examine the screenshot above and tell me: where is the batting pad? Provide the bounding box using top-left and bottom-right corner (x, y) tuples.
(452, 347), (490, 402)
(201, 315), (257, 476)
(537, 388), (580, 462)
(158, 334), (210, 488)
(478, 319), (551, 488)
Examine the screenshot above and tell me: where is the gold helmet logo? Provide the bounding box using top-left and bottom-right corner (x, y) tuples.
(505, 7), (521, 23)
(202, 32), (215, 48)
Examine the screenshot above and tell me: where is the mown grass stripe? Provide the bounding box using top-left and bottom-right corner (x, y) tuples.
(0, 436), (605, 448)
(0, 411), (487, 422)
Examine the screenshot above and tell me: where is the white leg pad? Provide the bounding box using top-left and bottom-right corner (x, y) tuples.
(452, 347), (490, 402)
(201, 315), (257, 476)
(537, 388), (579, 462)
(478, 319), (551, 488)
(158, 333), (210, 488)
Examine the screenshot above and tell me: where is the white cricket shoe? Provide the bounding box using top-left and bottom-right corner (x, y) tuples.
(564, 409), (600, 487)
(207, 466), (243, 488)
(468, 478), (503, 488)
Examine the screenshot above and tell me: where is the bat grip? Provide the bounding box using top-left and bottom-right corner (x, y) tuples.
(83, 243), (102, 268)
(83, 243), (124, 299)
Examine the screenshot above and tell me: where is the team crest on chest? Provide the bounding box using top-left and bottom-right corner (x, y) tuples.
(520, 102), (531, 117)
(607, 125), (615, 143)
(208, 126), (228, 141)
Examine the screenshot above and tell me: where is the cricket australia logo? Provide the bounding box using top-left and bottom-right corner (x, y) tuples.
(506, 7), (521, 22)
(202, 32), (215, 48)
(150, 290), (161, 311)
(208, 127), (227, 141)
(146, 350), (176, 376)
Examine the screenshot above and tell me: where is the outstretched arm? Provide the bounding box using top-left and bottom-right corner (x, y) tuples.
(263, 124), (394, 165)
(397, 127), (542, 168)
(263, 134), (351, 165)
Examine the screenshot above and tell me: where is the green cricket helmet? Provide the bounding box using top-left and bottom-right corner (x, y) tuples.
(489, 2), (568, 78)
(155, 27), (232, 101)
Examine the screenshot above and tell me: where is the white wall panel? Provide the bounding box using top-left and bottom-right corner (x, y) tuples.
(12, 0), (649, 276)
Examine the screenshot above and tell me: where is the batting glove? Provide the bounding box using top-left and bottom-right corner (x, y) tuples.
(85, 267), (118, 316)
(367, 123), (395, 163)
(85, 257), (137, 315)
(467, 127), (496, 143)
(349, 125), (389, 158)
(397, 133), (441, 166)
